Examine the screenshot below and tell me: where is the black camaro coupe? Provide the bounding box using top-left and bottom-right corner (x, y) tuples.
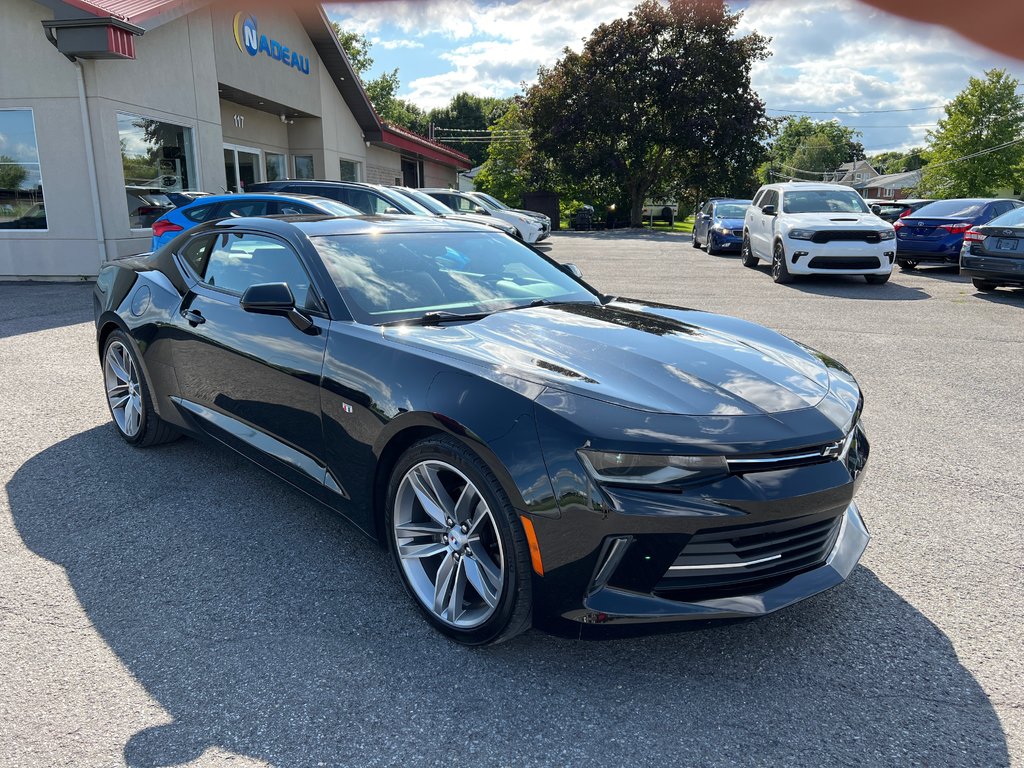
(93, 215), (869, 644)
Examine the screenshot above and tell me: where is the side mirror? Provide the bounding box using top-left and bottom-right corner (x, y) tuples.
(761, 204), (776, 216)
(474, 206), (490, 216)
(240, 282), (314, 332)
(383, 207), (401, 215)
(870, 204), (881, 215)
(563, 263), (583, 279)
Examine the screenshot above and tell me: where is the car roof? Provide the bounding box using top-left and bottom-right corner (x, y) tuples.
(199, 213), (495, 238)
(764, 182), (862, 192)
(183, 192), (340, 205)
(420, 188), (467, 194)
(713, 198), (752, 205)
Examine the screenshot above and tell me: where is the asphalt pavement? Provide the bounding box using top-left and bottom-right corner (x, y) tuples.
(1, 232), (1021, 767)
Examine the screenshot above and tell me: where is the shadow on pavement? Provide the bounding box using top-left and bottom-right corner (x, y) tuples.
(8, 426), (1009, 767)
(0, 281), (94, 339)
(898, 265), (969, 283)
(972, 286), (1024, 306)
(761, 271), (932, 301)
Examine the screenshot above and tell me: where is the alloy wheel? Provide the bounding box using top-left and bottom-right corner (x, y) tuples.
(103, 340), (143, 437)
(393, 460), (506, 628)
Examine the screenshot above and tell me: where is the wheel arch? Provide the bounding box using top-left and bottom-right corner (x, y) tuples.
(369, 413), (534, 547)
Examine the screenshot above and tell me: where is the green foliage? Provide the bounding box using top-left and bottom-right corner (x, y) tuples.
(331, 23), (373, 76)
(428, 93), (514, 167)
(474, 102), (531, 205)
(868, 148), (928, 175)
(0, 156), (28, 190)
(523, 1), (773, 226)
(920, 69), (1024, 197)
(762, 116), (865, 182)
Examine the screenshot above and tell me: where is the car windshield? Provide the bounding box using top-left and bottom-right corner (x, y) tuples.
(309, 199), (359, 217)
(395, 188), (452, 215)
(474, 193), (510, 211)
(312, 232), (598, 325)
(912, 200), (985, 218)
(715, 203), (749, 218)
(986, 206), (1024, 228)
(380, 190), (436, 217)
(782, 190), (869, 214)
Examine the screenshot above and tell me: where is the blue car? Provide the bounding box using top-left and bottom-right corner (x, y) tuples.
(894, 197), (1024, 270)
(150, 193), (358, 250)
(692, 198), (752, 254)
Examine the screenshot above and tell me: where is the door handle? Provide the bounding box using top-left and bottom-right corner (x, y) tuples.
(182, 309), (205, 326)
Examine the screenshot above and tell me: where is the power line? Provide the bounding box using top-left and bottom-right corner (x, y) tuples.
(767, 106), (944, 115)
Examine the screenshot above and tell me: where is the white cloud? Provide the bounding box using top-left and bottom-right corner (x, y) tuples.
(372, 38), (424, 50)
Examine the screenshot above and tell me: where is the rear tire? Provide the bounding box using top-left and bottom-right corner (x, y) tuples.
(771, 241), (793, 284)
(865, 273), (890, 285)
(102, 330), (179, 447)
(973, 278), (998, 292)
(897, 259), (917, 271)
(741, 234), (759, 268)
(385, 435), (532, 645)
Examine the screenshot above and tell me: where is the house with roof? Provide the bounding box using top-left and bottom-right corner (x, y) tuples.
(0, 0), (470, 278)
(859, 169), (923, 199)
(826, 160), (879, 187)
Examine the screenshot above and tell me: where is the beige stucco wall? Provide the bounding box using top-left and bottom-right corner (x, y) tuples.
(423, 160), (458, 189)
(365, 146), (402, 186)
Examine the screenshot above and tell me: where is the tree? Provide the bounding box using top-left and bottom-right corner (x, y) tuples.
(920, 69), (1024, 197)
(331, 22), (373, 76)
(763, 116), (864, 181)
(0, 156), (28, 190)
(523, 1), (772, 227)
(868, 148), (928, 175)
(474, 102), (535, 204)
(428, 94), (514, 166)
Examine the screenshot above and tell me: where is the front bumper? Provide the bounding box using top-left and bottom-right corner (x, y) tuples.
(784, 239), (894, 274)
(709, 231), (742, 250)
(564, 502), (868, 627)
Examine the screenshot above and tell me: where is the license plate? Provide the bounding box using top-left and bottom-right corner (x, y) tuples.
(996, 238), (1019, 251)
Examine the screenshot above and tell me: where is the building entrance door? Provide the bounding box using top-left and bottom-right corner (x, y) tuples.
(223, 144), (262, 192)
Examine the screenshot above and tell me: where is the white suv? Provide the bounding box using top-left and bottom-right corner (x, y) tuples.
(742, 183), (896, 284)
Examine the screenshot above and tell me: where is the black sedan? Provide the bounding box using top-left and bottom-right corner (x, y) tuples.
(93, 215), (870, 644)
(961, 205), (1024, 292)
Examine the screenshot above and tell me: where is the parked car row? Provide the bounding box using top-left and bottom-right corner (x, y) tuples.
(149, 181), (551, 251)
(692, 184), (1024, 293)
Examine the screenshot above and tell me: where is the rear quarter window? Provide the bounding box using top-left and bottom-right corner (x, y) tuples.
(182, 203), (218, 223)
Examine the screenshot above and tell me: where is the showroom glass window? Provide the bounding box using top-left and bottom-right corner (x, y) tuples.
(339, 159), (360, 182)
(117, 112), (196, 228)
(0, 109), (46, 231)
(294, 155), (314, 180)
(265, 153), (286, 182)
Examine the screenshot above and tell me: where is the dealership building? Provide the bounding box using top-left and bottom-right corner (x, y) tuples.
(0, 0), (471, 279)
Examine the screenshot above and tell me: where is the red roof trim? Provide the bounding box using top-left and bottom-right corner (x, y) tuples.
(379, 124), (471, 169)
(55, 0), (206, 25)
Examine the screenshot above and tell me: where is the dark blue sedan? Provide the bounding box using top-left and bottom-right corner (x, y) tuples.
(894, 198), (1023, 269)
(692, 199), (752, 255)
(150, 193), (358, 250)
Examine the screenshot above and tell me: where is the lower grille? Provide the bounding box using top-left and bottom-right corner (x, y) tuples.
(807, 256), (881, 270)
(655, 511), (844, 597)
(811, 230), (881, 244)
(732, 229), (744, 237)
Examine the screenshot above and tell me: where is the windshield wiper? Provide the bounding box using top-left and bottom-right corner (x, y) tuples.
(496, 299), (579, 313)
(381, 310), (492, 327)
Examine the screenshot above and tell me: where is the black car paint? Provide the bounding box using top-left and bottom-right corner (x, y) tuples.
(961, 222), (1024, 288)
(94, 215), (869, 635)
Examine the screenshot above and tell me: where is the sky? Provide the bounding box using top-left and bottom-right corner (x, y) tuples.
(325, 0), (1024, 154)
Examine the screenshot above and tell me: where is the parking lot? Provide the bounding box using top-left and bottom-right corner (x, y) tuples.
(1, 230), (1022, 768)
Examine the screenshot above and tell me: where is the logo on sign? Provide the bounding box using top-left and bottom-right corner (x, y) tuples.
(233, 11), (310, 75)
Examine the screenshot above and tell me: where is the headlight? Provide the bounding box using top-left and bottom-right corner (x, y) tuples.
(713, 224), (731, 234)
(788, 229), (815, 240)
(578, 450), (728, 486)
(878, 229), (896, 240)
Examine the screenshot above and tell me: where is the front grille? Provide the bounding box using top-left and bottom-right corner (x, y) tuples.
(732, 229), (744, 237)
(811, 230), (881, 244)
(655, 511), (844, 597)
(807, 256), (882, 270)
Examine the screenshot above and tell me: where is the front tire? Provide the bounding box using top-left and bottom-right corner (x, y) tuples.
(386, 435), (532, 645)
(771, 241), (793, 284)
(102, 330), (178, 447)
(706, 233), (719, 256)
(741, 233), (759, 268)
(973, 278), (998, 292)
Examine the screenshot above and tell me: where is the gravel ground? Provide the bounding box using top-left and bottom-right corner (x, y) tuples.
(1, 232), (1021, 768)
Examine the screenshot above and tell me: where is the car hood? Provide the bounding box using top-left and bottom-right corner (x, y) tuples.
(386, 301), (838, 416)
(715, 217), (745, 229)
(782, 212), (887, 228)
(443, 213), (514, 232)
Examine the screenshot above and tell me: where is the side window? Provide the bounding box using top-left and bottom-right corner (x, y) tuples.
(179, 234), (216, 276)
(275, 201), (314, 215)
(764, 191), (779, 210)
(454, 196), (478, 213)
(341, 189), (377, 214)
(200, 232), (314, 309)
(367, 193), (395, 214)
(703, 202), (713, 216)
(752, 189), (766, 207)
(182, 203), (218, 223)
(215, 199), (272, 218)
(991, 201), (1013, 217)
